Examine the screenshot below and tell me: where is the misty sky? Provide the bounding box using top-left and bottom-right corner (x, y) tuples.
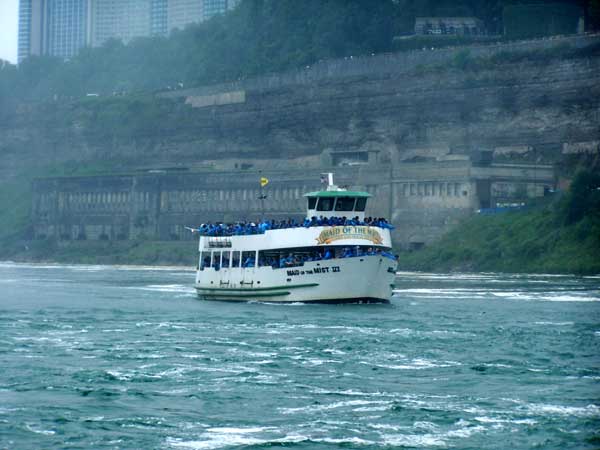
(0, 0), (18, 64)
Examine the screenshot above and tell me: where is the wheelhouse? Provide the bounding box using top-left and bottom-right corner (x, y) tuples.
(304, 191), (371, 221)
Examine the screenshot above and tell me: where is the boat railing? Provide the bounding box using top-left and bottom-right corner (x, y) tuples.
(191, 217), (394, 238)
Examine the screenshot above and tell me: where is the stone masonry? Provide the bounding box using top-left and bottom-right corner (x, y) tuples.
(32, 158), (554, 249)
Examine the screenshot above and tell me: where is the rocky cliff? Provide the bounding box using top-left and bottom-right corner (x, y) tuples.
(1, 35), (599, 182)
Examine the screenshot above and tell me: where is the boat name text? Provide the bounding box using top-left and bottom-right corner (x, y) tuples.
(287, 266), (341, 277)
(316, 226), (383, 245)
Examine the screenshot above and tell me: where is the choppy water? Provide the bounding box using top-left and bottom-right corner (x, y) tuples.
(0, 262), (599, 449)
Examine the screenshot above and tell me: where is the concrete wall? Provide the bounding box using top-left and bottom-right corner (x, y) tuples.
(32, 159), (555, 248)
(159, 34), (600, 98)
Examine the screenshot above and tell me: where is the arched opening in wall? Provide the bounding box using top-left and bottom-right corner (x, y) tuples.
(409, 242), (425, 251)
(476, 180), (491, 209)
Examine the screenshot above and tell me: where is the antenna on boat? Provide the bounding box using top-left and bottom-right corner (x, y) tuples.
(320, 172), (340, 191)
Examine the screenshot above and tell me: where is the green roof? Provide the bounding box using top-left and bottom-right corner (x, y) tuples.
(303, 190), (372, 198)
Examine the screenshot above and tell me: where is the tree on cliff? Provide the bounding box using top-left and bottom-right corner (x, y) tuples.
(1, 0), (597, 108)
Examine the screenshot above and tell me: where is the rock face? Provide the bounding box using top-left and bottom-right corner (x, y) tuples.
(1, 34), (599, 179)
(4, 35), (600, 247)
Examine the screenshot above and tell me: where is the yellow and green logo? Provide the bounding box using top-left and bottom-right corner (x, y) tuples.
(316, 226), (383, 245)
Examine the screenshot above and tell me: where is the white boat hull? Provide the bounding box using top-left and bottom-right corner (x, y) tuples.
(195, 255), (397, 303)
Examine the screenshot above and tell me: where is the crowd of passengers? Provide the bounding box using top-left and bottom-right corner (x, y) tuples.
(202, 246), (397, 271)
(270, 247), (397, 268)
(194, 216), (394, 237)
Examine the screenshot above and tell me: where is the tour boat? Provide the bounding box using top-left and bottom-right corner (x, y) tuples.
(192, 174), (397, 303)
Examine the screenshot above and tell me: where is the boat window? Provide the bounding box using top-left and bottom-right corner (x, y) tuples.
(201, 252), (210, 270)
(232, 251), (240, 268)
(242, 251), (255, 268)
(307, 197), (317, 209)
(222, 251), (230, 268)
(335, 197), (356, 211)
(316, 197), (334, 211)
(211, 251), (221, 270)
(355, 198), (367, 212)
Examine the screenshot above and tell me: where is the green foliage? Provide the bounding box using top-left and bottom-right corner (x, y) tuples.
(562, 170), (600, 225)
(503, 3), (582, 39)
(398, 173), (600, 275)
(453, 50), (474, 70)
(0, 0), (595, 113)
(0, 180), (32, 243)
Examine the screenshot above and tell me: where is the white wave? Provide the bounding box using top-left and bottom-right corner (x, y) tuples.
(323, 348), (347, 355)
(395, 287), (499, 294)
(82, 416), (105, 422)
(134, 353), (166, 359)
(280, 399), (389, 415)
(534, 321), (574, 326)
(318, 437), (375, 445)
(167, 433), (387, 450)
(309, 388), (395, 398)
(167, 436), (262, 449)
(353, 405), (390, 412)
(446, 425), (486, 438)
(395, 271), (497, 280)
(106, 370), (133, 381)
(540, 294), (599, 302)
(475, 416), (537, 425)
(363, 358), (460, 371)
(380, 433), (446, 447)
(166, 427), (284, 450)
(369, 423), (403, 431)
(132, 284), (196, 294)
(25, 423), (56, 435)
(524, 403), (600, 417)
(181, 354), (207, 359)
(247, 359), (276, 365)
(491, 291), (600, 302)
(207, 427), (274, 434)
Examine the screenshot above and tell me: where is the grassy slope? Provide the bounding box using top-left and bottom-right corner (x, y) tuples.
(397, 199), (600, 275)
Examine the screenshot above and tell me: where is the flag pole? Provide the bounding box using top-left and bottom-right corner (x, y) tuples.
(260, 182), (265, 220)
(259, 173), (269, 220)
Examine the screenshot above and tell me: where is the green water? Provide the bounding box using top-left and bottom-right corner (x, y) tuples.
(0, 263), (598, 449)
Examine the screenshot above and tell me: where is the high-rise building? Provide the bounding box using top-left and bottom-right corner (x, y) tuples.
(167, 0), (202, 32)
(17, 0), (242, 63)
(18, 0), (88, 62)
(150, 0), (168, 35)
(90, 0), (151, 47)
(45, 0), (90, 59)
(203, 0), (238, 21)
(18, 0), (35, 62)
